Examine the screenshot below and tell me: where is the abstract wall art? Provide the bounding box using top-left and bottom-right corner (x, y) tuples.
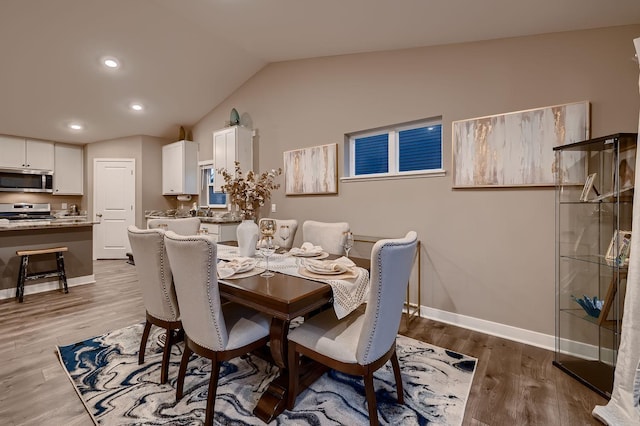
(452, 101), (590, 187)
(284, 143), (338, 195)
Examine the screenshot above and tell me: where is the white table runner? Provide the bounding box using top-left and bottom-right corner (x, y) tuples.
(217, 244), (370, 319)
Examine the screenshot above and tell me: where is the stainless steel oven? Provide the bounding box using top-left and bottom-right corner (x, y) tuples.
(0, 203), (54, 221)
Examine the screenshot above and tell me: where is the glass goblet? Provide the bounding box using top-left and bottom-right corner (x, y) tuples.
(343, 232), (354, 258)
(259, 218), (276, 239)
(259, 237), (276, 278)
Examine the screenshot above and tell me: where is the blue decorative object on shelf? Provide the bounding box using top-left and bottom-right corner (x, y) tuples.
(230, 108), (240, 126)
(572, 295), (603, 318)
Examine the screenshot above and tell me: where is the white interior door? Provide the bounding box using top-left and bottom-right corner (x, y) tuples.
(93, 159), (135, 259)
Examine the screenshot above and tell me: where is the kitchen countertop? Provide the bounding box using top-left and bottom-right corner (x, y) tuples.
(200, 217), (241, 224)
(145, 214), (241, 224)
(0, 219), (97, 231)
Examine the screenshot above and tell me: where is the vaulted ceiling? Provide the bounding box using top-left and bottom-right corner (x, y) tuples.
(1, 0), (639, 144)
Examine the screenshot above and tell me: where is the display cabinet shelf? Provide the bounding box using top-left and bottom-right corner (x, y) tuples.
(553, 132), (637, 398)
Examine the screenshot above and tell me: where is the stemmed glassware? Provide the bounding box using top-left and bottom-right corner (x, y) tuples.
(259, 237), (276, 278)
(259, 219), (276, 239)
(279, 225), (291, 248)
(343, 231), (354, 258)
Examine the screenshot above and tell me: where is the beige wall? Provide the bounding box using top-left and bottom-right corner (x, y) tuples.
(141, 135), (174, 222)
(193, 25), (640, 337)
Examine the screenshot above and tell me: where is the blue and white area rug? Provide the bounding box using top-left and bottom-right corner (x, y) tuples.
(57, 323), (476, 425)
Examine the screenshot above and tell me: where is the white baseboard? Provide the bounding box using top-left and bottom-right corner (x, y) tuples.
(418, 306), (616, 363)
(0, 275), (96, 300)
(419, 305), (556, 351)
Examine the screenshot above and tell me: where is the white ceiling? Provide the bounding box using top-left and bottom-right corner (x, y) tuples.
(1, 0), (639, 144)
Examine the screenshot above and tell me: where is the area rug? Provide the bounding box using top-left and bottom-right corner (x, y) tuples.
(57, 323), (477, 425)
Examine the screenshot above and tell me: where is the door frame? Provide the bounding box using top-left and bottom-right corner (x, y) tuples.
(92, 158), (136, 259)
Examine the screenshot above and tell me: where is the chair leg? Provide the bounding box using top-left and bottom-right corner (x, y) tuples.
(390, 349), (404, 404)
(363, 372), (379, 426)
(56, 252), (69, 294)
(16, 255), (28, 303)
(176, 343), (192, 401)
(204, 359), (221, 426)
(160, 328), (173, 384)
(286, 343), (300, 410)
(139, 320), (152, 365)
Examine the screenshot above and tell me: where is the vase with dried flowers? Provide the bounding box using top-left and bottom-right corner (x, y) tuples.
(220, 162), (282, 256)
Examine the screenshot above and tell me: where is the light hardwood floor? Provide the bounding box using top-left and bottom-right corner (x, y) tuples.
(0, 260), (606, 425)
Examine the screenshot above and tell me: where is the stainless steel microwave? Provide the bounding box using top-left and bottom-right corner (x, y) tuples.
(0, 169), (53, 193)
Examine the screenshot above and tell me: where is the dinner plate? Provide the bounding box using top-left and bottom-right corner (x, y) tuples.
(290, 251), (329, 259)
(298, 267), (358, 281)
(224, 267), (265, 279)
(304, 265), (345, 275)
(220, 259), (256, 274)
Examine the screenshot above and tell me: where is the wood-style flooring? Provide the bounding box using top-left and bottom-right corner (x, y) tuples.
(0, 260), (606, 425)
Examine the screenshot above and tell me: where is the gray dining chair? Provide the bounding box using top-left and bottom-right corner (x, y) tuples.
(127, 225), (182, 384)
(163, 231), (271, 426)
(147, 217), (201, 235)
(302, 220), (350, 255)
(286, 231), (418, 426)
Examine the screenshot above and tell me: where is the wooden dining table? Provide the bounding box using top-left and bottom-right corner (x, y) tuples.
(216, 243), (370, 423)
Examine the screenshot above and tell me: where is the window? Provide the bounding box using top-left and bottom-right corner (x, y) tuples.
(199, 162), (227, 208)
(344, 117), (444, 180)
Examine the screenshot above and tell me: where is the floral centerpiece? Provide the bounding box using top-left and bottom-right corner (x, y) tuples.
(219, 161), (282, 220)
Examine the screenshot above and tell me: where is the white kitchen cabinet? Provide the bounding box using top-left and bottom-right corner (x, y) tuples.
(54, 143), (83, 195)
(162, 140), (198, 195)
(0, 136), (54, 170)
(199, 222), (238, 243)
(213, 126), (253, 192)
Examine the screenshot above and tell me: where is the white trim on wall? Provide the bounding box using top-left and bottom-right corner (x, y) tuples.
(419, 305), (616, 365)
(420, 305), (555, 351)
(0, 274), (95, 300)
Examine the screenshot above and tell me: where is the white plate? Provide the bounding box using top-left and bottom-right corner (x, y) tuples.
(220, 260), (256, 274)
(290, 251), (328, 258)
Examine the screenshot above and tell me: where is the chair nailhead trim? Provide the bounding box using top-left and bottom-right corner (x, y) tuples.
(361, 238), (415, 364)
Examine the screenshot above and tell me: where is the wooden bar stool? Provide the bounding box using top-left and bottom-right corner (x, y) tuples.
(15, 246), (69, 303)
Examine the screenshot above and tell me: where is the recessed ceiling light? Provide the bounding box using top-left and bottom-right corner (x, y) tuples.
(103, 57), (119, 69)
(68, 123), (83, 130)
(130, 103), (144, 111)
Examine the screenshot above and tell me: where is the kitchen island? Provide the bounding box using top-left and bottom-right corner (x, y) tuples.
(0, 220), (96, 300)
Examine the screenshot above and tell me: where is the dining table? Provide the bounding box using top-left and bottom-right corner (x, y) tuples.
(215, 242), (370, 423)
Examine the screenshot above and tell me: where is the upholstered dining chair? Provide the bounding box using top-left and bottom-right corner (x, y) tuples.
(163, 231), (271, 425)
(147, 217), (201, 235)
(260, 218), (298, 249)
(127, 226), (182, 384)
(287, 231), (418, 426)
(302, 220), (350, 255)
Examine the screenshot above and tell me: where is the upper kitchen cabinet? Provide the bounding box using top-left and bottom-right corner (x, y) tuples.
(162, 140), (198, 195)
(54, 143), (83, 195)
(213, 126), (253, 192)
(0, 136), (54, 171)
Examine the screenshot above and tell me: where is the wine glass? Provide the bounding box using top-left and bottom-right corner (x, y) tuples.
(259, 237), (276, 278)
(259, 219), (276, 238)
(343, 232), (354, 258)
(279, 225), (291, 249)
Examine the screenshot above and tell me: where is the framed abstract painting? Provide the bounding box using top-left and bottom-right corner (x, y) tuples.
(452, 101), (590, 187)
(284, 143), (338, 195)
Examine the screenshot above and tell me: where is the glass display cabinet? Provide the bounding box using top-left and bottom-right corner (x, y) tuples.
(554, 133), (637, 398)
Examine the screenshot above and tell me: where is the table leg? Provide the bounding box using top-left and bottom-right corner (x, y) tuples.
(253, 317), (331, 422)
(253, 317), (289, 422)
